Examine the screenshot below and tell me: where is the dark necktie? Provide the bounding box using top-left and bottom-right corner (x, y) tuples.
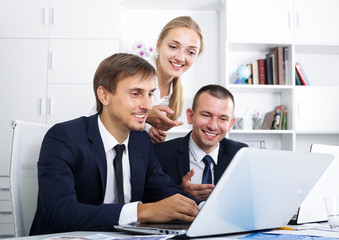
(113, 144), (125, 203)
(202, 155), (213, 184)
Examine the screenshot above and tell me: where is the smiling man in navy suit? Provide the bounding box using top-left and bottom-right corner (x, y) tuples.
(30, 53), (199, 235)
(154, 85), (248, 200)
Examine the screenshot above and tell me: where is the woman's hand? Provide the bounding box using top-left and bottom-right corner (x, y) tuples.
(149, 127), (167, 143)
(146, 105), (183, 131)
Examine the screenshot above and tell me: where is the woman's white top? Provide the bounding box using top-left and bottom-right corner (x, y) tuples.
(145, 55), (174, 132)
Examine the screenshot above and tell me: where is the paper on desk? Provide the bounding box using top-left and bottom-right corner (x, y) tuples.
(266, 228), (339, 239)
(242, 232), (337, 239)
(45, 234), (174, 240)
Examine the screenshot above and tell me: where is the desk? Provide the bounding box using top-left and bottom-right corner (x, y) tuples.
(5, 229), (339, 240)
(4, 231), (246, 240)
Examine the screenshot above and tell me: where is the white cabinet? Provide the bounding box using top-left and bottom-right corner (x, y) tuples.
(226, 0), (294, 43)
(0, 177), (14, 238)
(295, 87), (339, 133)
(0, 39), (48, 176)
(48, 0), (120, 39)
(45, 39), (119, 124)
(48, 40), (119, 84)
(0, 0), (120, 234)
(0, 0), (120, 39)
(294, 0), (339, 44)
(0, 0), (120, 176)
(46, 84), (96, 125)
(0, 0), (49, 38)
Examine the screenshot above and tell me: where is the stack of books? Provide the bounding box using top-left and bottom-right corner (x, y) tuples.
(241, 46), (288, 85)
(295, 61), (310, 85)
(261, 105), (287, 130)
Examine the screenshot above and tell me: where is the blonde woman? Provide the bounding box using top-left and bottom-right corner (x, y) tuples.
(146, 16), (204, 143)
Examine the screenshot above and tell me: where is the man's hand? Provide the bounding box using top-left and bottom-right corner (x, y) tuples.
(146, 105), (183, 131)
(181, 169), (215, 200)
(137, 194), (199, 223)
(149, 127), (167, 143)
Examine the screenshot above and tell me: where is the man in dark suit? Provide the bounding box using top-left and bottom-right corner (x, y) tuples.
(30, 53), (199, 235)
(154, 84), (248, 200)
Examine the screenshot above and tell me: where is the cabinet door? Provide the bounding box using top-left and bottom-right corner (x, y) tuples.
(226, 0), (293, 43)
(0, 0), (49, 38)
(294, 0), (339, 44)
(46, 84), (96, 125)
(295, 87), (339, 132)
(0, 39), (48, 175)
(48, 39), (119, 84)
(49, 0), (120, 38)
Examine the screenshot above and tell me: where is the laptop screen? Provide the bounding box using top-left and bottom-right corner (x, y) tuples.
(115, 148), (333, 238)
(296, 144), (339, 224)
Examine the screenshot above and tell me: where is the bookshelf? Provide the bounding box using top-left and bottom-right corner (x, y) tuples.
(222, 0), (339, 151)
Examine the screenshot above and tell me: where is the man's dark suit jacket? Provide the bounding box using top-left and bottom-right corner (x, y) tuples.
(30, 114), (189, 235)
(154, 132), (248, 186)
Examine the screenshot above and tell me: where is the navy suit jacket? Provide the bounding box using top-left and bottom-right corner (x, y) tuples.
(154, 132), (248, 186)
(30, 114), (189, 235)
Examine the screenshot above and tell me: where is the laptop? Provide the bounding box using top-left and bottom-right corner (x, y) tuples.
(294, 144), (339, 224)
(114, 148), (333, 238)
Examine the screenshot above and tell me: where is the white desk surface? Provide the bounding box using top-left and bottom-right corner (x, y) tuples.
(5, 231), (247, 240)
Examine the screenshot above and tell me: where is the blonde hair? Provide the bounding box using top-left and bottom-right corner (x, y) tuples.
(157, 16), (204, 120)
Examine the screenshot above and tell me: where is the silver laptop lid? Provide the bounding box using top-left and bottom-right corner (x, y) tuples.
(186, 148), (333, 237)
(296, 144), (339, 224)
(115, 148), (333, 237)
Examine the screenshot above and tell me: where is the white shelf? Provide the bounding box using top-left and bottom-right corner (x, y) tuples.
(228, 84), (293, 93)
(120, 0), (223, 10)
(231, 130), (293, 135)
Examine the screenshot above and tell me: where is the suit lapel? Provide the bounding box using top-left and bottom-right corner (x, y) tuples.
(176, 133), (191, 180)
(214, 139), (229, 185)
(128, 132), (146, 202)
(87, 114), (107, 195)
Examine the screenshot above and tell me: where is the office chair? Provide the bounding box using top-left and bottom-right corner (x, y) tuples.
(9, 120), (50, 237)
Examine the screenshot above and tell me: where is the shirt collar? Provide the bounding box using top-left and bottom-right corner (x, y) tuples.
(98, 115), (129, 153)
(150, 56), (173, 103)
(188, 133), (219, 165)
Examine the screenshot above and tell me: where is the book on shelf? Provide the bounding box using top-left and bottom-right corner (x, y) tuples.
(295, 62), (310, 86)
(281, 109), (287, 130)
(261, 110), (275, 130)
(257, 59), (266, 85)
(265, 53), (274, 85)
(272, 110), (281, 130)
(274, 105), (284, 130)
(246, 63), (253, 84)
(295, 69), (303, 85)
(252, 60), (259, 85)
(270, 50), (278, 85)
(299, 62), (310, 85)
(273, 46), (284, 85)
(283, 47), (288, 85)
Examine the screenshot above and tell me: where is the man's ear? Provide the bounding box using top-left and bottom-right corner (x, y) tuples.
(227, 118), (236, 132)
(186, 108), (194, 124)
(97, 86), (109, 106)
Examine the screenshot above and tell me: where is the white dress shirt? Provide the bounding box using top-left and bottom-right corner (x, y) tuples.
(98, 117), (139, 225)
(188, 134), (219, 184)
